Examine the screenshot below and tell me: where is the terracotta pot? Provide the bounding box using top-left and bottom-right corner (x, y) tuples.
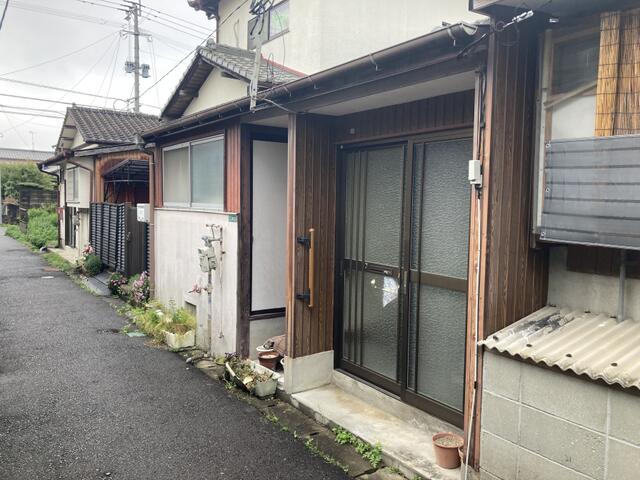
(258, 350), (280, 370)
(432, 432), (464, 469)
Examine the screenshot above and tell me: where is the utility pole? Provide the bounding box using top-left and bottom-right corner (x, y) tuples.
(132, 1), (140, 113)
(124, 1), (150, 113)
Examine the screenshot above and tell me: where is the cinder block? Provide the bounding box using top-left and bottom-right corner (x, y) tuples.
(481, 391), (520, 443)
(609, 389), (640, 446)
(480, 432), (518, 480)
(520, 363), (608, 432)
(483, 351), (521, 401)
(519, 406), (605, 479)
(517, 447), (593, 480)
(606, 439), (640, 480)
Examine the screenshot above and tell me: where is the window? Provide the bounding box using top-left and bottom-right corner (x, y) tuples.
(66, 167), (78, 202)
(162, 135), (225, 210)
(248, 0), (289, 49)
(551, 34), (600, 95)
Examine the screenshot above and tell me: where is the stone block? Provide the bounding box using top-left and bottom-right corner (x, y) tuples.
(609, 389), (640, 446)
(519, 406), (605, 479)
(481, 391), (520, 443)
(517, 447), (592, 480)
(520, 363), (608, 432)
(480, 432), (517, 480)
(483, 351), (521, 401)
(606, 439), (640, 480)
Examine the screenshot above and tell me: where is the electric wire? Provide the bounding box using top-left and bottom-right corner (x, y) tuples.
(0, 104), (65, 115)
(133, 2), (211, 34)
(0, 0), (9, 33)
(138, 0), (251, 100)
(0, 93), (107, 108)
(92, 33), (122, 106)
(0, 110), (65, 120)
(104, 32), (123, 108)
(0, 30), (119, 76)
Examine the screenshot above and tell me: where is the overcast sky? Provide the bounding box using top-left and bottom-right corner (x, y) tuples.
(0, 0), (217, 151)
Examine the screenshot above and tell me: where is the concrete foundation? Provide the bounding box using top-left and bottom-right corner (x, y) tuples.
(480, 351), (640, 480)
(283, 350), (333, 394)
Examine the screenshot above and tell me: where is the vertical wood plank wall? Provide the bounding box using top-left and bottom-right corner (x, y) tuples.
(483, 25), (549, 338)
(287, 114), (337, 358)
(225, 121), (242, 213)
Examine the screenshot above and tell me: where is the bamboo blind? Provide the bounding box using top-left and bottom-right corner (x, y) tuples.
(595, 9), (640, 136)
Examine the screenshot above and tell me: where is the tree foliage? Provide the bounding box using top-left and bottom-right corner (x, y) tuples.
(0, 164), (55, 199)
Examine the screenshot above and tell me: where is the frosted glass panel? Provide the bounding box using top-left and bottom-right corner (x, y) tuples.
(412, 139), (472, 279)
(191, 139), (224, 208)
(163, 146), (189, 205)
(409, 284), (466, 411)
(364, 147), (404, 266)
(360, 272), (399, 381)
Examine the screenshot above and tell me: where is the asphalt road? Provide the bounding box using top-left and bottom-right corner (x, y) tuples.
(0, 232), (348, 480)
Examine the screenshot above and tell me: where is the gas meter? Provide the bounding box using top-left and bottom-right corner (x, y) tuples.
(198, 235), (218, 273)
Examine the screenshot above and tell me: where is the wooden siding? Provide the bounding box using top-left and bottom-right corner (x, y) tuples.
(225, 121), (242, 213)
(94, 149), (150, 204)
(334, 91), (475, 143)
(287, 114), (336, 358)
(482, 26), (549, 338)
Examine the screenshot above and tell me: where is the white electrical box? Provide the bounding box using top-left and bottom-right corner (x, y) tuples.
(136, 203), (150, 223)
(468, 159), (482, 186)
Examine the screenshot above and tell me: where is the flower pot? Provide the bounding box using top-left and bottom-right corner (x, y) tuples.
(163, 330), (195, 350)
(253, 377), (278, 398)
(257, 350), (280, 370)
(432, 432), (464, 469)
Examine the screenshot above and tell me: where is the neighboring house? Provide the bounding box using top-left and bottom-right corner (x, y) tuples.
(0, 148), (52, 164)
(468, 2), (640, 479)
(41, 107), (161, 265)
(140, 0), (640, 479)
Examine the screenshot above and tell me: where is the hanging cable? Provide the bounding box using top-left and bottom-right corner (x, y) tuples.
(0, 0), (10, 33)
(1, 30), (119, 76)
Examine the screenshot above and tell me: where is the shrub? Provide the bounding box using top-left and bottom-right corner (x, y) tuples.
(107, 272), (128, 296)
(164, 305), (196, 334)
(26, 207), (57, 249)
(128, 271), (150, 307)
(83, 254), (103, 276)
(4, 224), (28, 244)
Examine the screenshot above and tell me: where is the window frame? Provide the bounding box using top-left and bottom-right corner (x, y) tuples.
(162, 134), (225, 211)
(66, 166), (79, 203)
(247, 0), (289, 50)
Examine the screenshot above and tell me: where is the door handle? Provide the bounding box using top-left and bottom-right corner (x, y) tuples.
(295, 227), (315, 308)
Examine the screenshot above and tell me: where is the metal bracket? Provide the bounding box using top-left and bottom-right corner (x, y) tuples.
(296, 235), (310, 248)
(296, 291), (310, 302)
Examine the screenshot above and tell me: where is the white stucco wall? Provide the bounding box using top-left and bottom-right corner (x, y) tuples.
(183, 68), (249, 116)
(547, 246), (640, 321)
(154, 208), (238, 355)
(217, 0), (481, 74)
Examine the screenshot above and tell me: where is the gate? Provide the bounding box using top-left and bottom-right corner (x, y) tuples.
(90, 203), (147, 276)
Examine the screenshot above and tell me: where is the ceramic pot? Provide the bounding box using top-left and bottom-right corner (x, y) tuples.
(432, 432), (464, 469)
(258, 350), (280, 370)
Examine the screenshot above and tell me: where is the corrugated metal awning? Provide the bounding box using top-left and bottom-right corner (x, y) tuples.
(480, 306), (640, 390)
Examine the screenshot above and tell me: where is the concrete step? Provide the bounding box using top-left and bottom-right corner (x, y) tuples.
(291, 380), (462, 480)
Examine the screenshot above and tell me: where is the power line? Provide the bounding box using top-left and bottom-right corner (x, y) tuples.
(139, 13), (209, 40)
(0, 110), (65, 120)
(135, 2), (211, 34)
(0, 0), (9, 33)
(0, 77), (130, 103)
(0, 104), (65, 115)
(0, 92), (110, 108)
(139, 0), (251, 100)
(0, 30), (119, 76)
(9, 0), (126, 28)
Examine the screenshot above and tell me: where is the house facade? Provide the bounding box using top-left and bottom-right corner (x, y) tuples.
(41, 107), (160, 262)
(140, 0), (640, 478)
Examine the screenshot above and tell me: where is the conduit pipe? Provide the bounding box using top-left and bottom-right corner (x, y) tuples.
(618, 249), (626, 321)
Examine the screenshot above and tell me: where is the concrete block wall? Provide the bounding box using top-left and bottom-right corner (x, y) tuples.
(480, 351), (640, 480)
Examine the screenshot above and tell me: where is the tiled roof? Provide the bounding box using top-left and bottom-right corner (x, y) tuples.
(199, 43), (302, 85)
(480, 306), (640, 390)
(69, 107), (161, 145)
(0, 148), (52, 162)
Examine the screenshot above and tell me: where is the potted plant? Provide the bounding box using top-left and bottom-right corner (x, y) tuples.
(225, 358), (278, 398)
(162, 305), (196, 350)
(432, 432), (464, 469)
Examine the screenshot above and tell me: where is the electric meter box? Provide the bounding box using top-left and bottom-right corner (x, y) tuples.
(137, 203), (150, 223)
(198, 247), (217, 272)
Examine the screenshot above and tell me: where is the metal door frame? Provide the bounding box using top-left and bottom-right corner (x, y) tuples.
(334, 129), (472, 428)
